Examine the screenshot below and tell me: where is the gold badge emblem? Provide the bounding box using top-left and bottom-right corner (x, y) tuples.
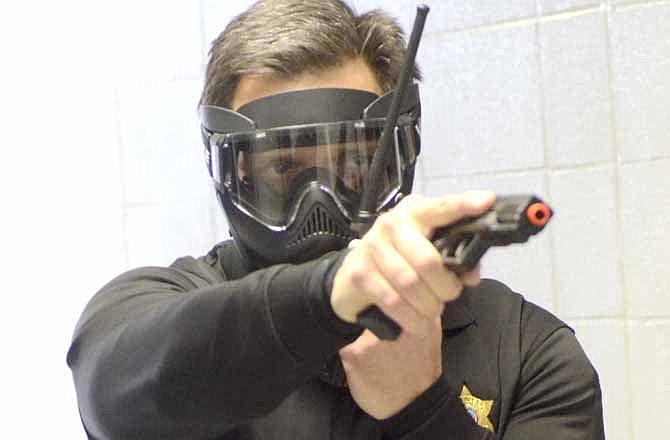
(459, 385), (495, 432)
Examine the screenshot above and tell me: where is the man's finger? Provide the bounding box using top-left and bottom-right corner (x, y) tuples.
(390, 223), (464, 303)
(331, 247), (425, 333)
(461, 265), (482, 287)
(363, 236), (443, 319)
(400, 191), (495, 235)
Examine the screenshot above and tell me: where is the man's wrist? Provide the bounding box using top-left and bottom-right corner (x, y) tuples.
(380, 375), (449, 438)
(313, 247), (361, 336)
(265, 250), (361, 370)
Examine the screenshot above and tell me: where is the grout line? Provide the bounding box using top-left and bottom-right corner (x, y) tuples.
(422, 159), (620, 181)
(533, 14), (559, 314)
(620, 155), (670, 166)
(603, 3), (636, 438)
(113, 87), (130, 269)
(425, 5), (602, 38)
(423, 167), (546, 181)
(548, 160), (621, 172)
(422, 155), (669, 182)
(564, 315), (625, 322)
(626, 317), (670, 324)
(539, 5), (606, 22)
(611, 0), (670, 13)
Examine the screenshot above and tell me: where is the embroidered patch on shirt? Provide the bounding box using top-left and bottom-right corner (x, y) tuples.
(459, 385), (495, 432)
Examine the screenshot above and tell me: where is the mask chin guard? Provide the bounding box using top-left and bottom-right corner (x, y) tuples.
(218, 181), (354, 267)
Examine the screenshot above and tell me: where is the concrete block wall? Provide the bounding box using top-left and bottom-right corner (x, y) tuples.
(349, 2), (667, 439)
(71, 1), (669, 438)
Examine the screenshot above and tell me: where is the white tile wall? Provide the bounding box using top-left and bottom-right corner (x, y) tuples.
(569, 320), (631, 440)
(539, 0), (603, 14)
(118, 80), (211, 205)
(125, 205), (164, 268)
(158, 197), (218, 263)
(539, 10), (614, 167)
(419, 25), (544, 177)
(102, 0), (204, 83)
(9, 78), (129, 440)
(125, 199), (217, 268)
(609, 3), (670, 161)
(42, 83), (128, 294)
(620, 160), (670, 318)
(549, 166), (623, 318)
(354, 0), (538, 33)
(628, 320), (670, 439)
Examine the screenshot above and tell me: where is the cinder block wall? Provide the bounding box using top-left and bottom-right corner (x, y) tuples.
(111, 1), (669, 439)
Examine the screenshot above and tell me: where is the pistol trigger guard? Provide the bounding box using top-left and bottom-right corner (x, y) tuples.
(440, 235), (472, 269)
(438, 237), (463, 260)
(442, 234), (492, 275)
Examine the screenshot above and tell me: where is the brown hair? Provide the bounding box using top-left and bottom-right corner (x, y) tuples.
(200, 0), (420, 108)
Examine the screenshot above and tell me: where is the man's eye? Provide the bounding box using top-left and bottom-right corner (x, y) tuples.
(256, 158), (300, 177)
(271, 159), (297, 174)
(345, 150), (372, 166)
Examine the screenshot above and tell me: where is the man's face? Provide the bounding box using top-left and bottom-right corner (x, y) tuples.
(231, 57), (384, 196)
(239, 139), (378, 196)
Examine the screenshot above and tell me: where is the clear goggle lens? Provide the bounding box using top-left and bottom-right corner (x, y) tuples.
(211, 119), (409, 228)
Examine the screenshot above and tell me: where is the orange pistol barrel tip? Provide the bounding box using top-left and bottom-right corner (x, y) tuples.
(526, 202), (552, 227)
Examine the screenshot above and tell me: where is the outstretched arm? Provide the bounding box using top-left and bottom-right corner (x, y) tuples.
(67, 250), (358, 440)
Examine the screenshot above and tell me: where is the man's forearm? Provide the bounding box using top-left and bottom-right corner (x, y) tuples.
(67, 252), (359, 439)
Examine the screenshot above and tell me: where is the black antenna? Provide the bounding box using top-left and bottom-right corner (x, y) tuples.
(351, 4), (430, 237)
(353, 5), (430, 340)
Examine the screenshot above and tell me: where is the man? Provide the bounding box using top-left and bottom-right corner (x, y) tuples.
(67, 1), (605, 439)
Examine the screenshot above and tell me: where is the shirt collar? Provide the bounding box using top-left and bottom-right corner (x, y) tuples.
(441, 289), (476, 333)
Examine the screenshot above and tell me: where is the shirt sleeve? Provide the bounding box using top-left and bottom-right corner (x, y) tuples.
(380, 376), (494, 440)
(66, 249), (360, 440)
(501, 326), (605, 439)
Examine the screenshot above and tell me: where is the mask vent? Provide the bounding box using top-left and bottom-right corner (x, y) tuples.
(288, 204), (353, 248)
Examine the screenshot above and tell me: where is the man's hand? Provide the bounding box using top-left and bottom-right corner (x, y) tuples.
(339, 320), (442, 420)
(330, 191), (495, 419)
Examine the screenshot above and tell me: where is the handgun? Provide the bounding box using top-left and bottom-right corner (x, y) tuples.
(432, 194), (553, 275)
(357, 194), (553, 340)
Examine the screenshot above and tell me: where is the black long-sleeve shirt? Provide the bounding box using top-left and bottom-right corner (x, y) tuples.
(67, 240), (605, 439)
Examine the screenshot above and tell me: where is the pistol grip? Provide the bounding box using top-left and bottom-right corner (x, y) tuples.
(357, 306), (401, 340)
